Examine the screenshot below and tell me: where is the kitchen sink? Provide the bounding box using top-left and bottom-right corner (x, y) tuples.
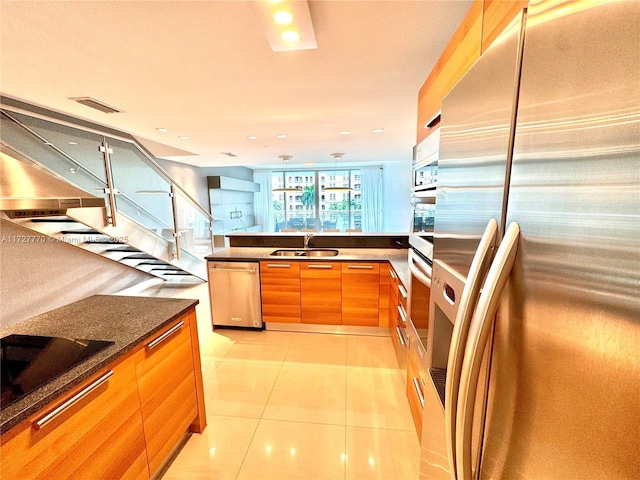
(270, 249), (339, 257)
(305, 249), (339, 257)
(270, 249), (306, 256)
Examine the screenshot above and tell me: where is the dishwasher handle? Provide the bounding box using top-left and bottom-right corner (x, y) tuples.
(210, 265), (257, 274)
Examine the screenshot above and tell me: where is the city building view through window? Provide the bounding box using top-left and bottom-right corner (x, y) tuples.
(272, 170), (361, 232)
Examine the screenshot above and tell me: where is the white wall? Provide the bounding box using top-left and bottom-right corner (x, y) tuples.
(0, 219), (152, 327)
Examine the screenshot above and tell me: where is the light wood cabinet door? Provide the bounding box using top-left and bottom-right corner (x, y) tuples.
(135, 312), (198, 477)
(0, 353), (149, 480)
(300, 261), (341, 325)
(481, 0), (528, 53)
(378, 263), (391, 327)
(341, 262), (380, 326)
(406, 349), (425, 438)
(260, 261), (301, 323)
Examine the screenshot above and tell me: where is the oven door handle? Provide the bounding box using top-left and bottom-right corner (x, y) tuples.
(456, 222), (520, 480)
(444, 218), (498, 479)
(408, 249), (432, 287)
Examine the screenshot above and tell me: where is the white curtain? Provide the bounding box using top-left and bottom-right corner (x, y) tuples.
(253, 170), (274, 232)
(361, 166), (382, 232)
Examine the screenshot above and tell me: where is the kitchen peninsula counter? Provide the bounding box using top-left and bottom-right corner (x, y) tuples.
(206, 247), (410, 286)
(0, 294), (199, 433)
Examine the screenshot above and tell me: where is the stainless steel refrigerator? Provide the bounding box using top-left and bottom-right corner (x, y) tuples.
(420, 1), (640, 479)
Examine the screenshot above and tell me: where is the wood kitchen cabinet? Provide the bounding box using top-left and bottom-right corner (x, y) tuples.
(378, 263), (391, 327)
(341, 262), (380, 326)
(407, 347), (426, 438)
(260, 260), (301, 323)
(300, 261), (342, 325)
(0, 352), (149, 480)
(135, 310), (200, 477)
(416, 0), (528, 144)
(0, 306), (206, 480)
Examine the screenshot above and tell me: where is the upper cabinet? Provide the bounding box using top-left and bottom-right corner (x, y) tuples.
(416, 0), (528, 144)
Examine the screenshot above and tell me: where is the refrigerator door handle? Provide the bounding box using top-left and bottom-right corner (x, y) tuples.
(445, 218), (498, 479)
(456, 222), (520, 480)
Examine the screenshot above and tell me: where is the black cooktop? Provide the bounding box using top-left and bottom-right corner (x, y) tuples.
(0, 334), (115, 410)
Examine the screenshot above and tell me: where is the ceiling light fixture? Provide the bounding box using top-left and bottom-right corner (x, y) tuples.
(339, 131), (351, 135)
(273, 11), (293, 24)
(273, 155), (303, 193)
(249, 0), (317, 52)
(156, 128), (169, 133)
(323, 153), (353, 193)
(247, 135), (258, 140)
(276, 133), (288, 139)
(372, 128), (384, 134)
(178, 136), (189, 140)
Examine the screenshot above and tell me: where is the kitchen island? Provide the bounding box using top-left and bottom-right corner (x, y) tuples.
(0, 294), (206, 479)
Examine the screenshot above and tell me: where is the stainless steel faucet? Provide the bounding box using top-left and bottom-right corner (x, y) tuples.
(304, 233), (314, 249)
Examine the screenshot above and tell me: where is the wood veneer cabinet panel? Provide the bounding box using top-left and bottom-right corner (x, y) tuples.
(135, 312), (198, 477)
(416, 0), (483, 144)
(341, 262), (380, 327)
(378, 263), (391, 327)
(300, 261), (341, 325)
(481, 0), (528, 52)
(0, 353), (149, 480)
(406, 350), (425, 438)
(260, 261), (301, 323)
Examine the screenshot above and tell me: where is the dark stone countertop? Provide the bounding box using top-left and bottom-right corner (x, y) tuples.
(0, 294), (198, 434)
(206, 247), (410, 286)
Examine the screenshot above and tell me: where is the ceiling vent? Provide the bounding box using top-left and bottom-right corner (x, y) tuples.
(69, 97), (124, 114)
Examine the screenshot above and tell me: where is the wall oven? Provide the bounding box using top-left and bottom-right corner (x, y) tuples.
(410, 127), (438, 260)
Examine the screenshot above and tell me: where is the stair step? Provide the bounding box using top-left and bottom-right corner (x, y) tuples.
(60, 228), (102, 235)
(31, 217), (81, 224)
(135, 260), (171, 266)
(121, 254), (156, 260)
(161, 272), (194, 276)
(149, 267), (182, 272)
(105, 246), (140, 253)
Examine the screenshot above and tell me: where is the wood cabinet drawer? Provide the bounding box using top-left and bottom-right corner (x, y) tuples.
(341, 262), (380, 326)
(0, 353), (149, 480)
(260, 261), (301, 323)
(135, 313), (198, 477)
(407, 349), (425, 439)
(300, 261), (341, 325)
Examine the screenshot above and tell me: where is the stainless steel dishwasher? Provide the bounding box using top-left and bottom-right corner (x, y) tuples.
(207, 260), (263, 329)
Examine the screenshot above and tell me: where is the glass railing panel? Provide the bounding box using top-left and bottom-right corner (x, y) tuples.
(106, 137), (175, 236)
(0, 111), (110, 205)
(174, 188), (213, 258)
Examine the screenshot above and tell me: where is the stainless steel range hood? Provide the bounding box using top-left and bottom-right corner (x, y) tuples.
(0, 145), (105, 217)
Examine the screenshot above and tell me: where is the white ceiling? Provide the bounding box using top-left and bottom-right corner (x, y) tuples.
(0, 1), (472, 169)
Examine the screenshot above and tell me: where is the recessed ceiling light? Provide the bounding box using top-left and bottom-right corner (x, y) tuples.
(67, 141), (78, 145)
(372, 128), (384, 133)
(276, 134), (288, 139)
(339, 131), (351, 135)
(178, 136), (189, 140)
(273, 11), (293, 24)
(302, 162), (315, 166)
(247, 135), (258, 140)
(281, 30), (300, 42)
(156, 128), (169, 133)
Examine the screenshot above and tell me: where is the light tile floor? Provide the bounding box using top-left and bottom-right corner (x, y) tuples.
(147, 283), (420, 480)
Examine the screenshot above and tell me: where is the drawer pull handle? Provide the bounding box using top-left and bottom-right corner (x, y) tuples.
(308, 264), (333, 269)
(147, 321), (185, 350)
(398, 285), (408, 299)
(397, 305), (407, 325)
(266, 263), (292, 268)
(34, 370), (114, 430)
(396, 326), (407, 347)
(412, 377), (425, 408)
(347, 265), (374, 270)
(389, 270), (398, 280)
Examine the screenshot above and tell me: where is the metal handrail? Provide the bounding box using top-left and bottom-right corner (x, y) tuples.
(1, 113), (174, 231)
(0, 101), (213, 223)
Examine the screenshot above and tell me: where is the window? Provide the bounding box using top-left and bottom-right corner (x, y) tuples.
(271, 169), (362, 232)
